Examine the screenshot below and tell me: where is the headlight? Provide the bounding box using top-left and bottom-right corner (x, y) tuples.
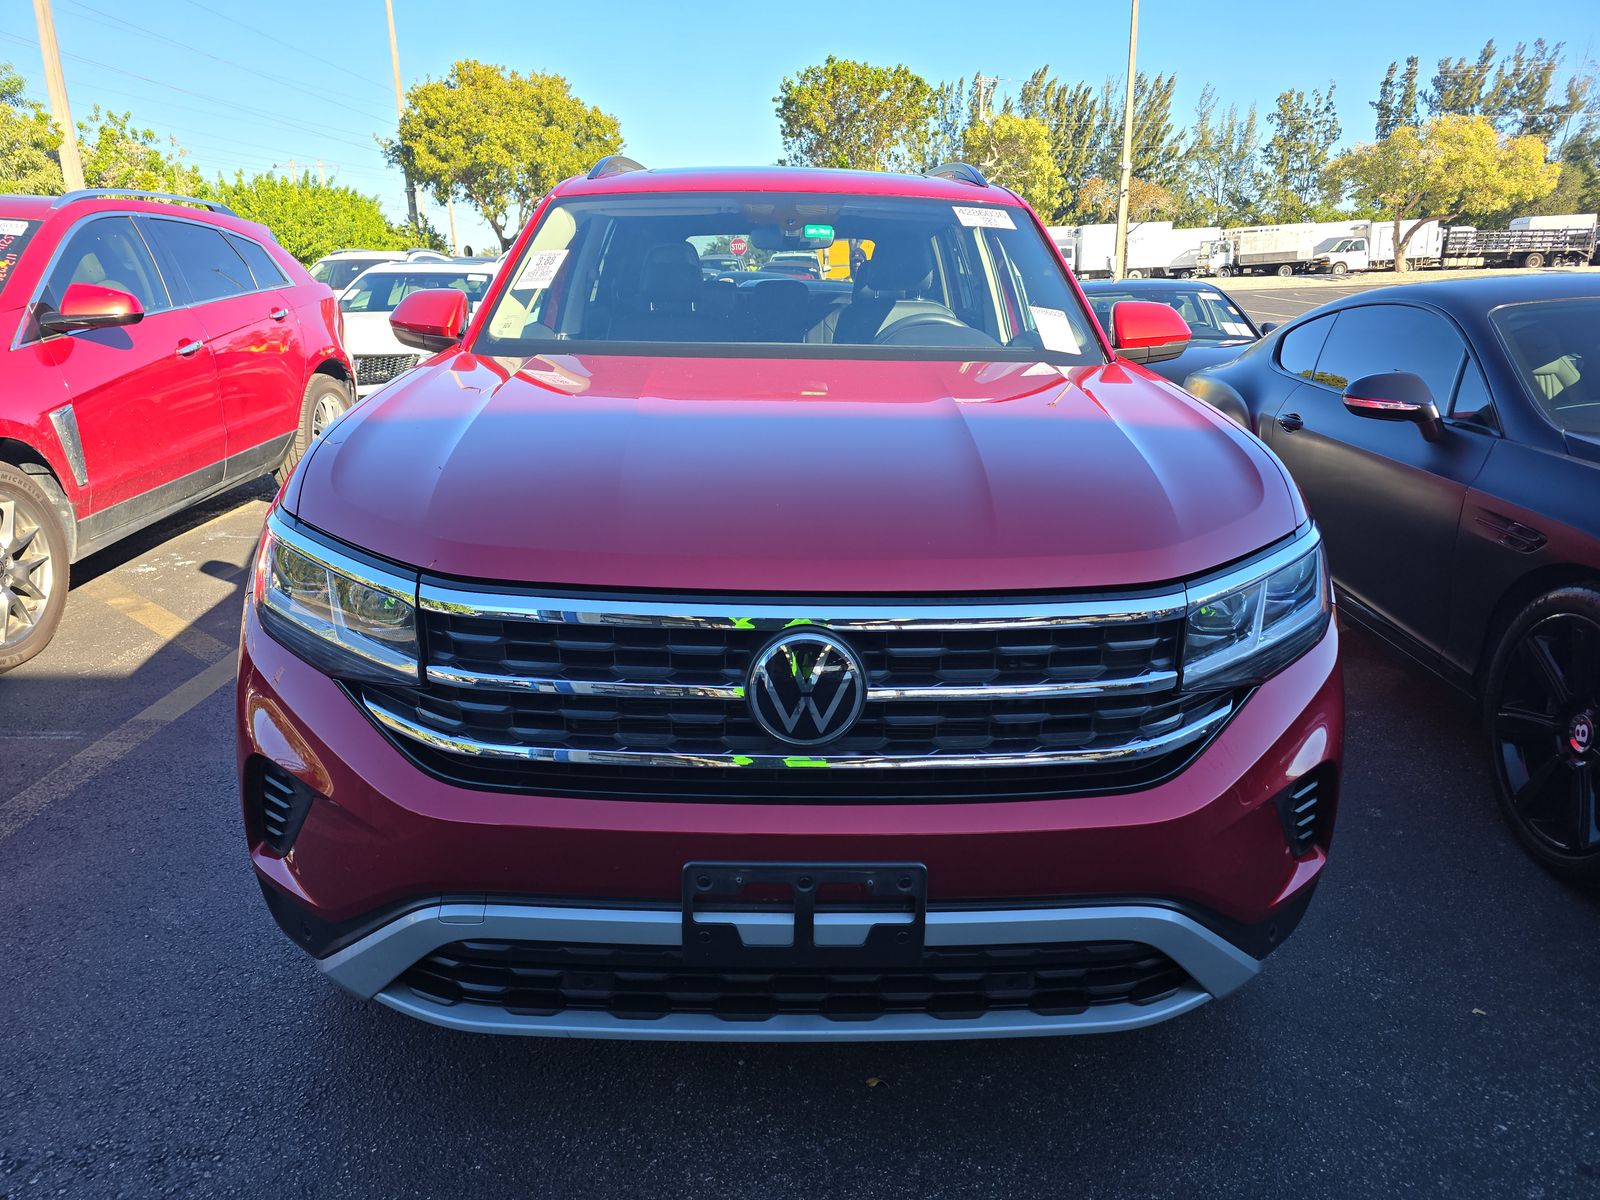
(253, 513), (420, 683)
(1183, 529), (1329, 688)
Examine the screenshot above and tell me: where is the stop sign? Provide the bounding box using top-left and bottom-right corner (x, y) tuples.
(729, 235), (748, 257)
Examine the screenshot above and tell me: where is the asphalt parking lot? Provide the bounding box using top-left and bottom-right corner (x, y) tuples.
(3, 281), (1599, 1199)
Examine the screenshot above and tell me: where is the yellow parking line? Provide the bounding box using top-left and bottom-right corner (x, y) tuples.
(96, 592), (233, 664)
(0, 655), (237, 843)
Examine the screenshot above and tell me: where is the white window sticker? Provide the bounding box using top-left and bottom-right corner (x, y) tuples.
(468, 273), (490, 283)
(1029, 306), (1081, 353)
(0, 219), (30, 237)
(514, 249), (569, 290)
(953, 206), (1016, 230)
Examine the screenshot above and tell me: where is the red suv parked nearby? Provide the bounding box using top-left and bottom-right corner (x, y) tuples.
(239, 160), (1342, 1041)
(0, 189), (352, 671)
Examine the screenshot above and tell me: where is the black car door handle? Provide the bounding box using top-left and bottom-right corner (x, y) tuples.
(1277, 412), (1304, 433)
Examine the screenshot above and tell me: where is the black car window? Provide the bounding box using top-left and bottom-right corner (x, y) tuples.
(1491, 298), (1600, 436)
(226, 233), (289, 290)
(147, 219), (253, 303)
(1451, 360), (1497, 428)
(1277, 314), (1334, 381)
(1311, 304), (1466, 401)
(39, 215), (170, 318)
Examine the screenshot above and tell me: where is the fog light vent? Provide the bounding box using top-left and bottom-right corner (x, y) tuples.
(256, 760), (315, 854)
(1279, 773), (1322, 857)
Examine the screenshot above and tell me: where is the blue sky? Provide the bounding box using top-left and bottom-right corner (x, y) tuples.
(3, 0), (1597, 249)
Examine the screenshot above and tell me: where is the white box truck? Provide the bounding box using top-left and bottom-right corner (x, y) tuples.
(1052, 223), (1223, 279)
(1509, 213), (1597, 232)
(1211, 221), (1363, 276)
(1310, 220), (1444, 274)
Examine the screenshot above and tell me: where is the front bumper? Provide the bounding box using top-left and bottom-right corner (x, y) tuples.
(238, 603), (1342, 1040)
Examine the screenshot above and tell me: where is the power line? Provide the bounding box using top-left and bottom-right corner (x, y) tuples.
(172, 0), (397, 92)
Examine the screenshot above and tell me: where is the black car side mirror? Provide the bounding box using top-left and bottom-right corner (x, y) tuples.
(1342, 371), (1443, 442)
(1258, 322), (1278, 334)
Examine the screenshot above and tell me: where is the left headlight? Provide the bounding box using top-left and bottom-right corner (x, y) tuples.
(1183, 528), (1329, 689)
(252, 513), (420, 684)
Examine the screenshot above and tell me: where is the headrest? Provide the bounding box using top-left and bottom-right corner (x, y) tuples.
(859, 240), (934, 296)
(639, 242), (702, 304)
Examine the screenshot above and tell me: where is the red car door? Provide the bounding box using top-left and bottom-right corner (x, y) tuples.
(25, 214), (225, 512)
(140, 216), (306, 472)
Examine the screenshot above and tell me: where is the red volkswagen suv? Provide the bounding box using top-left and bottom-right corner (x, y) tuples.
(0, 189), (351, 672)
(239, 160), (1342, 1041)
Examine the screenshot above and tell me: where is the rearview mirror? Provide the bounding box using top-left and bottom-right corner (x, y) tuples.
(390, 288), (469, 352)
(38, 282), (144, 335)
(1342, 371), (1442, 442)
(1109, 300), (1191, 365)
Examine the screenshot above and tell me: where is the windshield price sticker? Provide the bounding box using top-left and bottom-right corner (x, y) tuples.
(953, 206), (1016, 230)
(1029, 305), (1081, 353)
(515, 249), (569, 290)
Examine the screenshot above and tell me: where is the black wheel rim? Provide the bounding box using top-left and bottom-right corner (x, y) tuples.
(1492, 612), (1600, 855)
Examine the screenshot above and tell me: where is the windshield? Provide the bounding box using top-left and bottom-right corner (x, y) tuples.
(311, 257), (389, 291)
(475, 191), (1103, 363)
(1492, 298), (1600, 435)
(340, 268), (494, 314)
(1084, 286), (1257, 343)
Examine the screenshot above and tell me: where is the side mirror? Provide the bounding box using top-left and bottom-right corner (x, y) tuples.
(1110, 300), (1191, 365)
(1258, 322), (1279, 334)
(38, 282), (144, 334)
(1342, 371), (1443, 442)
(390, 288), (469, 352)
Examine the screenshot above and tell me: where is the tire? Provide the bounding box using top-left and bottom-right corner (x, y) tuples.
(1330, 261), (1349, 276)
(1215, 266), (1232, 278)
(1523, 252), (1545, 270)
(276, 374), (352, 486)
(0, 464), (70, 674)
(1483, 586), (1600, 887)
(1275, 264), (1295, 277)
(1125, 269), (1144, 280)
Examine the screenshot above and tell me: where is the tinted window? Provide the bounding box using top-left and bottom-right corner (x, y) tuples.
(148, 219), (252, 303)
(1451, 361), (1496, 427)
(1311, 304), (1466, 401)
(1084, 286), (1255, 343)
(226, 234), (288, 289)
(313, 257), (386, 291)
(340, 269), (494, 314)
(1277, 315), (1334, 380)
(40, 215), (169, 316)
(1492, 298), (1600, 435)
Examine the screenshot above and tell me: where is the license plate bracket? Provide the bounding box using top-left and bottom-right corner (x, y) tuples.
(681, 862), (928, 968)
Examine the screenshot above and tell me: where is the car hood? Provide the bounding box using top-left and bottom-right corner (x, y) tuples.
(292, 351), (1300, 593)
(1144, 341), (1255, 386)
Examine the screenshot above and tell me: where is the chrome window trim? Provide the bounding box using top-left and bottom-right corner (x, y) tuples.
(422, 663), (1180, 702)
(362, 692), (1233, 771)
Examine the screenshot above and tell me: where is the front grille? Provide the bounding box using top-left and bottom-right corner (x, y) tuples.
(400, 938), (1190, 1022)
(354, 353), (419, 386)
(355, 582), (1241, 801)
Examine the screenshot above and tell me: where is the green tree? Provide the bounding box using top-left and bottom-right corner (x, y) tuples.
(1076, 176), (1175, 226)
(1178, 86), (1259, 226)
(774, 56), (936, 173)
(1335, 114), (1559, 270)
(960, 113), (1063, 214)
(1016, 67), (1100, 219)
(388, 60), (622, 250)
(1091, 72), (1182, 190)
(1257, 83), (1341, 222)
(1426, 40), (1582, 139)
(1372, 56), (1420, 138)
(0, 63), (64, 195)
(76, 107), (203, 193)
(208, 171), (432, 263)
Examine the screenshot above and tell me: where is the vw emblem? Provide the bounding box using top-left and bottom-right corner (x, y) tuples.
(747, 630), (867, 747)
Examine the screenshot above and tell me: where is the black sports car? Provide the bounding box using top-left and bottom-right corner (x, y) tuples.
(1079, 278), (1260, 384)
(1186, 274), (1600, 885)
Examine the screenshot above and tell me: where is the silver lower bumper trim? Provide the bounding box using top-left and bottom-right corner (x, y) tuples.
(319, 900), (1260, 1042)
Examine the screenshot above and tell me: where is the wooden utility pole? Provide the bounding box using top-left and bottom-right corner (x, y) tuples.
(385, 0), (421, 235)
(31, 0), (84, 191)
(1112, 0), (1139, 281)
(446, 198), (459, 255)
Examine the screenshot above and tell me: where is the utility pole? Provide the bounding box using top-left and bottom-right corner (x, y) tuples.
(385, 0), (421, 235)
(31, 0), (84, 191)
(973, 73), (998, 122)
(1112, 0), (1139, 281)
(446, 197), (459, 255)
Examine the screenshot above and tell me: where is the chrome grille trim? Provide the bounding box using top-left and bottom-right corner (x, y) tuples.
(364, 693), (1234, 771)
(423, 663), (1180, 702)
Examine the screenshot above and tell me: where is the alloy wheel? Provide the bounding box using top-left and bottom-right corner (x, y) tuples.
(0, 494), (55, 652)
(311, 392), (346, 438)
(1492, 612), (1600, 855)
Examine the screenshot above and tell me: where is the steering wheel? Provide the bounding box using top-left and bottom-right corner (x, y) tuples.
(875, 312), (996, 348)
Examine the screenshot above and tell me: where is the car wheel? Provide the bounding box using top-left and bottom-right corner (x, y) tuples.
(1330, 261), (1349, 276)
(276, 374), (352, 486)
(1275, 264), (1294, 277)
(1523, 252), (1545, 269)
(1484, 587), (1600, 886)
(0, 464), (70, 674)
(1215, 266), (1231, 278)
(1125, 269), (1143, 280)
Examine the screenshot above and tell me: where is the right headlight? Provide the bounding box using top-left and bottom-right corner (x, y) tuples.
(1183, 528), (1330, 689)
